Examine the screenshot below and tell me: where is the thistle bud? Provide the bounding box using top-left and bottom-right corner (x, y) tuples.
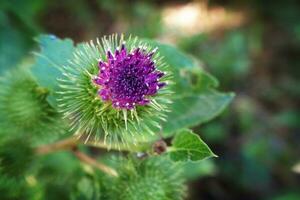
(58, 34), (172, 148)
(0, 68), (66, 141)
(107, 156), (186, 200)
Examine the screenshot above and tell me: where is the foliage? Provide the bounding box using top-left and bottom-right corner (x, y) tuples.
(168, 129), (216, 162)
(2, 0), (298, 199)
(0, 32), (232, 200)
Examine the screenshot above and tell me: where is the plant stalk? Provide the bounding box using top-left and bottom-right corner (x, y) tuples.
(35, 137), (78, 155)
(72, 148), (118, 177)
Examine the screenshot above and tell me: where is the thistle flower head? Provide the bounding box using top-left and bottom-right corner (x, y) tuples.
(94, 44), (166, 110)
(58, 34), (172, 148)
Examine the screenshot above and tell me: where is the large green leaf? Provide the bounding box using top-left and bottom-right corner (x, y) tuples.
(181, 159), (216, 181)
(144, 41), (234, 136)
(143, 39), (218, 93)
(31, 35), (75, 106)
(168, 129), (216, 162)
(0, 12), (32, 74)
(163, 91), (234, 135)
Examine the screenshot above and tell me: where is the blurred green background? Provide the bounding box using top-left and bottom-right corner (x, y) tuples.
(0, 0), (299, 199)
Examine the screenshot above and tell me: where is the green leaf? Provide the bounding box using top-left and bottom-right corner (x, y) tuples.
(0, 12), (32, 74)
(143, 39), (219, 93)
(163, 91), (234, 136)
(31, 34), (75, 107)
(144, 41), (234, 136)
(169, 129), (216, 162)
(181, 159), (216, 181)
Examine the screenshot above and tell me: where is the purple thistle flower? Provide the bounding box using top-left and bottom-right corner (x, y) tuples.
(94, 43), (166, 110)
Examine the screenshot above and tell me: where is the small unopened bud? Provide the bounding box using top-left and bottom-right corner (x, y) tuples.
(153, 139), (167, 155)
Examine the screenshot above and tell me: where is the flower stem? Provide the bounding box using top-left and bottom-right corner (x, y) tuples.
(35, 136), (135, 154)
(72, 148), (118, 177)
(84, 140), (150, 152)
(35, 137), (78, 155)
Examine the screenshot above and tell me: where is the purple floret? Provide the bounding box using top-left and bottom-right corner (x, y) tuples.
(93, 43), (166, 110)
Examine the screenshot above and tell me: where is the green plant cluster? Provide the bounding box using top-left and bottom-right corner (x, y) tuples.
(0, 34), (233, 199)
(2, 0), (300, 199)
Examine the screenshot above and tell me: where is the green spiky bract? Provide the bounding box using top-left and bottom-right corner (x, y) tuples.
(0, 136), (33, 178)
(57, 34), (172, 149)
(0, 68), (67, 142)
(0, 176), (33, 200)
(106, 156), (186, 200)
(0, 136), (35, 200)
